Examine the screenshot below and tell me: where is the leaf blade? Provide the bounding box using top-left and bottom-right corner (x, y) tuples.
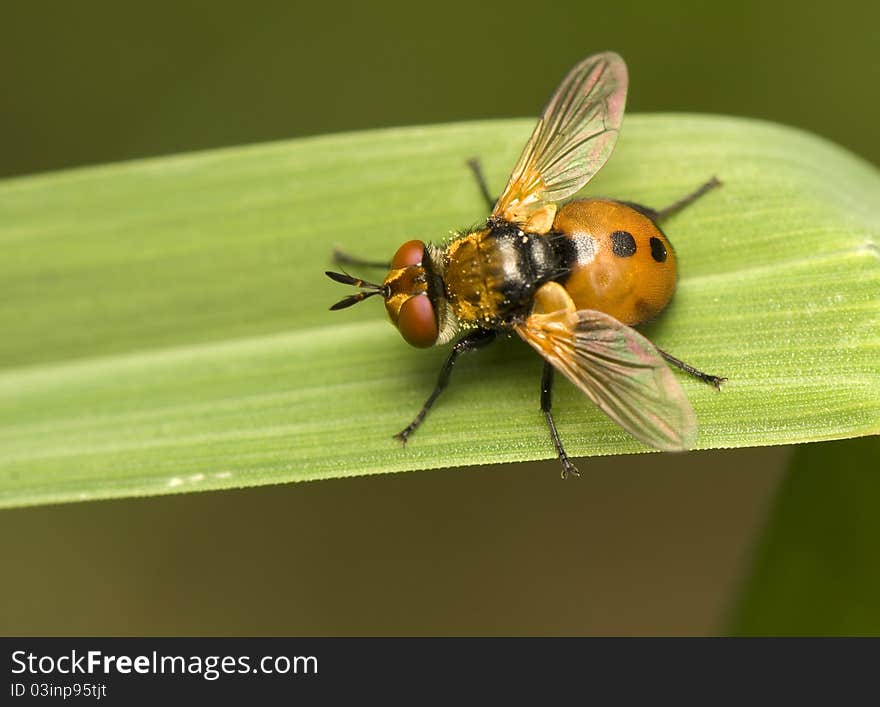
(1, 115), (878, 507)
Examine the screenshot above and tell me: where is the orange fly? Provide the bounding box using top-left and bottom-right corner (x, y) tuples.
(327, 51), (724, 477)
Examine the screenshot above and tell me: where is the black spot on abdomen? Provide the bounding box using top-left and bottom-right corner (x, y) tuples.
(611, 230), (637, 257)
(649, 236), (667, 262)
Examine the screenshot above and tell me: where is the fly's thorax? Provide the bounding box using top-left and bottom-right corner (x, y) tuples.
(443, 222), (564, 327)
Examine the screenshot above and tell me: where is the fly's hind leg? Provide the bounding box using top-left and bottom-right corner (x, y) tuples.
(656, 347), (727, 390)
(541, 362), (580, 479)
(395, 329), (496, 444)
(465, 157), (496, 212)
(634, 178), (725, 386)
(624, 177), (722, 222)
(654, 177), (722, 221)
(624, 179), (725, 388)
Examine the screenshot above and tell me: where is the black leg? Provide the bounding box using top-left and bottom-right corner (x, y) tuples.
(657, 347), (727, 390)
(332, 247), (389, 270)
(541, 363), (580, 479)
(655, 177), (722, 221)
(466, 157), (496, 212)
(395, 329), (497, 444)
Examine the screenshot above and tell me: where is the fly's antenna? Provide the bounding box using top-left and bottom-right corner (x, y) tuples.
(325, 271), (388, 310)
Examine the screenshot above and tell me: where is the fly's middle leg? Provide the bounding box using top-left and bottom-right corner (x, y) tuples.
(541, 362), (580, 479)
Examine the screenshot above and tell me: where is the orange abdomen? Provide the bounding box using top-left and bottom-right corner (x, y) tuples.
(553, 199), (677, 326)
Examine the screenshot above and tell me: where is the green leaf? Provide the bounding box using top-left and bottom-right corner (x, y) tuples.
(730, 436), (880, 635)
(1, 115), (878, 508)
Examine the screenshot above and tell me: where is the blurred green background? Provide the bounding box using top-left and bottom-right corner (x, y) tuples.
(1, 0), (878, 635)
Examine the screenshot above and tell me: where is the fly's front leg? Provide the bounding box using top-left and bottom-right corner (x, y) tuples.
(541, 362), (580, 479)
(395, 329), (496, 444)
(332, 248), (389, 270)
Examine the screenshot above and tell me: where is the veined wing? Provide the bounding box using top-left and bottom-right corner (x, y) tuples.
(493, 52), (628, 232)
(515, 283), (696, 451)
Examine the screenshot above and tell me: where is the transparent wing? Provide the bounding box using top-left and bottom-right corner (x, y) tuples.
(516, 291), (696, 451)
(493, 52), (628, 231)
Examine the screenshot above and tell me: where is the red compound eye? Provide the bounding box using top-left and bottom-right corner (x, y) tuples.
(397, 294), (438, 348)
(391, 240), (425, 269)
